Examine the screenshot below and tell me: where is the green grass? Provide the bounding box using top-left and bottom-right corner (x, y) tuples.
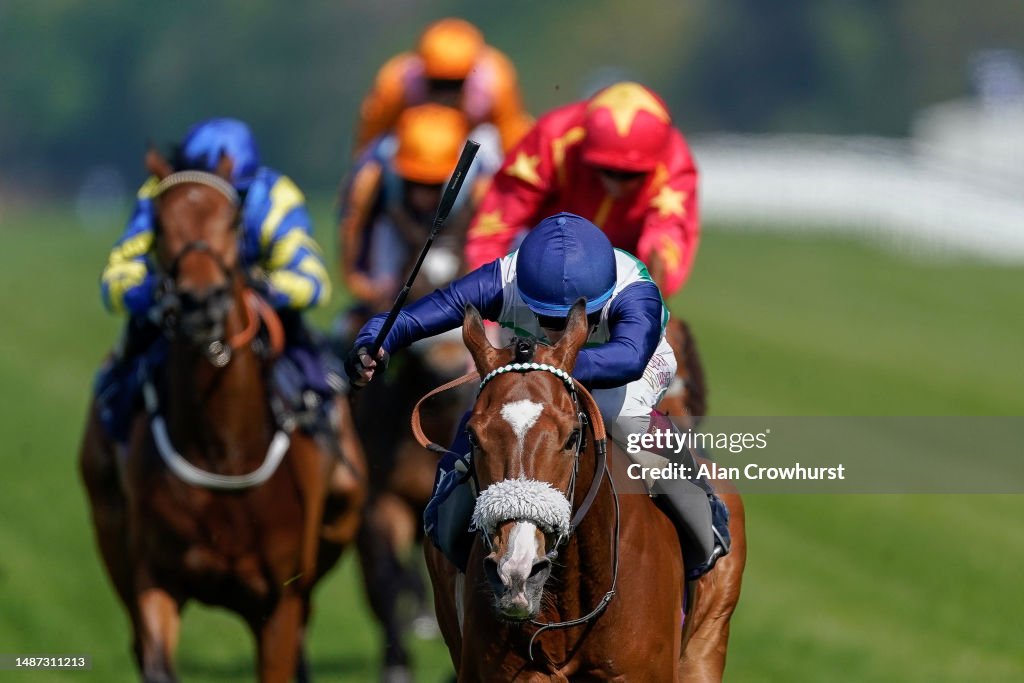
(0, 205), (1021, 681)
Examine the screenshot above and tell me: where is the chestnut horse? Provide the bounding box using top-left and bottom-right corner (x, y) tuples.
(422, 302), (743, 681)
(656, 317), (748, 680)
(79, 151), (366, 683)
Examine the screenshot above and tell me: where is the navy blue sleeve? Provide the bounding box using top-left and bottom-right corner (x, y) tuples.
(572, 281), (663, 389)
(354, 260), (504, 354)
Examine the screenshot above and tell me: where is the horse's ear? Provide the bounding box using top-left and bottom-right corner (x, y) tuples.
(145, 145), (173, 180)
(463, 304), (499, 373)
(214, 150), (234, 181)
(551, 299), (590, 371)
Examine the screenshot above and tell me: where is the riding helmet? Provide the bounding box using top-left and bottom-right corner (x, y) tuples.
(179, 118), (261, 190)
(580, 82), (672, 172)
(515, 213), (617, 316)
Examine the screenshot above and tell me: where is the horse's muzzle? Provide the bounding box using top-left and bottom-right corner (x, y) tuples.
(483, 539), (552, 621)
(174, 285), (233, 349)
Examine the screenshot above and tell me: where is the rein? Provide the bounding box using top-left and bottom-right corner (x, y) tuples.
(410, 362), (622, 660)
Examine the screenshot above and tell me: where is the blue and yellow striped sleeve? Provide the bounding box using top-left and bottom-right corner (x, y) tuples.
(100, 178), (159, 315)
(254, 175), (331, 310)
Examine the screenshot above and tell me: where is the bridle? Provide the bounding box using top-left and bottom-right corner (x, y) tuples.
(150, 171), (266, 368)
(411, 357), (622, 661)
(140, 170), (290, 491)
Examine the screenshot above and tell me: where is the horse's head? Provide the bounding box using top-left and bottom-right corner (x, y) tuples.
(462, 300), (593, 621)
(146, 148), (242, 361)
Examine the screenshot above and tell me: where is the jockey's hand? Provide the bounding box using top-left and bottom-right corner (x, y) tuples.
(345, 346), (389, 388)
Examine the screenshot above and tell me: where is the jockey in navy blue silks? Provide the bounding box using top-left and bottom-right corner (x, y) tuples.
(348, 212), (730, 578)
(96, 118), (341, 442)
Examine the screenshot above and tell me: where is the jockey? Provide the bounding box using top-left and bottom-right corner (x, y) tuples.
(336, 104), (503, 346)
(97, 117), (338, 441)
(465, 81), (699, 297)
(347, 213), (729, 577)
(355, 17), (532, 155)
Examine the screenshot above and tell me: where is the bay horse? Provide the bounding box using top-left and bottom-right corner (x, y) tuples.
(79, 150), (366, 683)
(421, 302), (745, 681)
(344, 199), (475, 681)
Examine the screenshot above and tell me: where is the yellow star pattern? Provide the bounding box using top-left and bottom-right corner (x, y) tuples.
(470, 210), (508, 238)
(587, 82), (670, 137)
(658, 237), (683, 272)
(650, 185), (687, 218)
(505, 152), (542, 187)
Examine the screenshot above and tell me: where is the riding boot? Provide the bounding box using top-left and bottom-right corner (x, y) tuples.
(95, 316), (163, 442)
(423, 412), (477, 572)
(635, 411), (731, 579)
(271, 308), (346, 435)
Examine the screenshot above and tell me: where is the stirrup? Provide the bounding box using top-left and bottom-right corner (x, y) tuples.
(687, 537), (728, 580)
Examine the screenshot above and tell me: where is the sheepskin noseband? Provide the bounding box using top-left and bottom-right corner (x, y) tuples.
(471, 478), (572, 539)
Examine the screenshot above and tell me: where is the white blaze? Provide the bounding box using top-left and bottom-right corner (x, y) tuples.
(499, 521), (539, 585)
(501, 399), (544, 443)
(501, 399), (544, 477)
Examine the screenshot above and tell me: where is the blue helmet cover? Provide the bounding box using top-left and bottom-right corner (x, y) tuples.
(515, 212), (616, 316)
(179, 118), (261, 190)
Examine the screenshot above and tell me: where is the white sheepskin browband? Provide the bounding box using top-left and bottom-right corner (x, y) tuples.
(471, 478), (572, 538)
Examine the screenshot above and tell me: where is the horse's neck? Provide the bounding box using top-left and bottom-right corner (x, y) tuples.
(164, 294), (269, 459)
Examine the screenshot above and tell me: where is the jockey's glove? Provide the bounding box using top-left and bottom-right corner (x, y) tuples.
(345, 345), (389, 388)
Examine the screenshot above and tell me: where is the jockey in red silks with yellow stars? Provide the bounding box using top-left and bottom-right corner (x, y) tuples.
(355, 17), (533, 155)
(464, 81), (699, 298)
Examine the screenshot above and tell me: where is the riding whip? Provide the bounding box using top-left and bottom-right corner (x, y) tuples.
(366, 139), (480, 359)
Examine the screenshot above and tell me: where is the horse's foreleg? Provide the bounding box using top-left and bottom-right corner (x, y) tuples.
(80, 405), (135, 609)
(680, 486), (746, 683)
(294, 625), (312, 683)
(423, 542), (463, 672)
(357, 499), (412, 673)
(253, 592), (306, 683)
(134, 585), (183, 683)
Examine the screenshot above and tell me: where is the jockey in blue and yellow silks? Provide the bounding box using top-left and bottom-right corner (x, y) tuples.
(101, 118), (330, 315)
(97, 118), (338, 441)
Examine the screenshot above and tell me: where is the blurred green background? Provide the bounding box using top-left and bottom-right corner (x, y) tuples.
(1, 2), (1023, 682)
(3, 0), (1024, 193)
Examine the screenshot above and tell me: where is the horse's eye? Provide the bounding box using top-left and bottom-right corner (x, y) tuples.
(466, 429), (479, 451)
(564, 429), (580, 451)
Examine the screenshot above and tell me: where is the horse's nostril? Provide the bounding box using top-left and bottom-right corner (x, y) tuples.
(178, 285), (229, 313)
(483, 556), (503, 591)
(178, 291), (201, 311)
(529, 557), (551, 579)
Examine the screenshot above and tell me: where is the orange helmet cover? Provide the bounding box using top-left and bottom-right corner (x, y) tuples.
(418, 18), (485, 80)
(394, 104), (471, 184)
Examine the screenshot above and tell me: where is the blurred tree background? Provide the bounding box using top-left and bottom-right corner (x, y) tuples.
(1, 0), (1022, 198)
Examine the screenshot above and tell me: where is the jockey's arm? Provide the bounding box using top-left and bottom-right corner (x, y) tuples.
(482, 48), (534, 152)
(253, 175), (331, 310)
(355, 55), (409, 154)
(100, 180), (160, 316)
(353, 260), (503, 356)
(573, 281), (664, 389)
(336, 158), (385, 304)
(635, 135), (701, 297)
